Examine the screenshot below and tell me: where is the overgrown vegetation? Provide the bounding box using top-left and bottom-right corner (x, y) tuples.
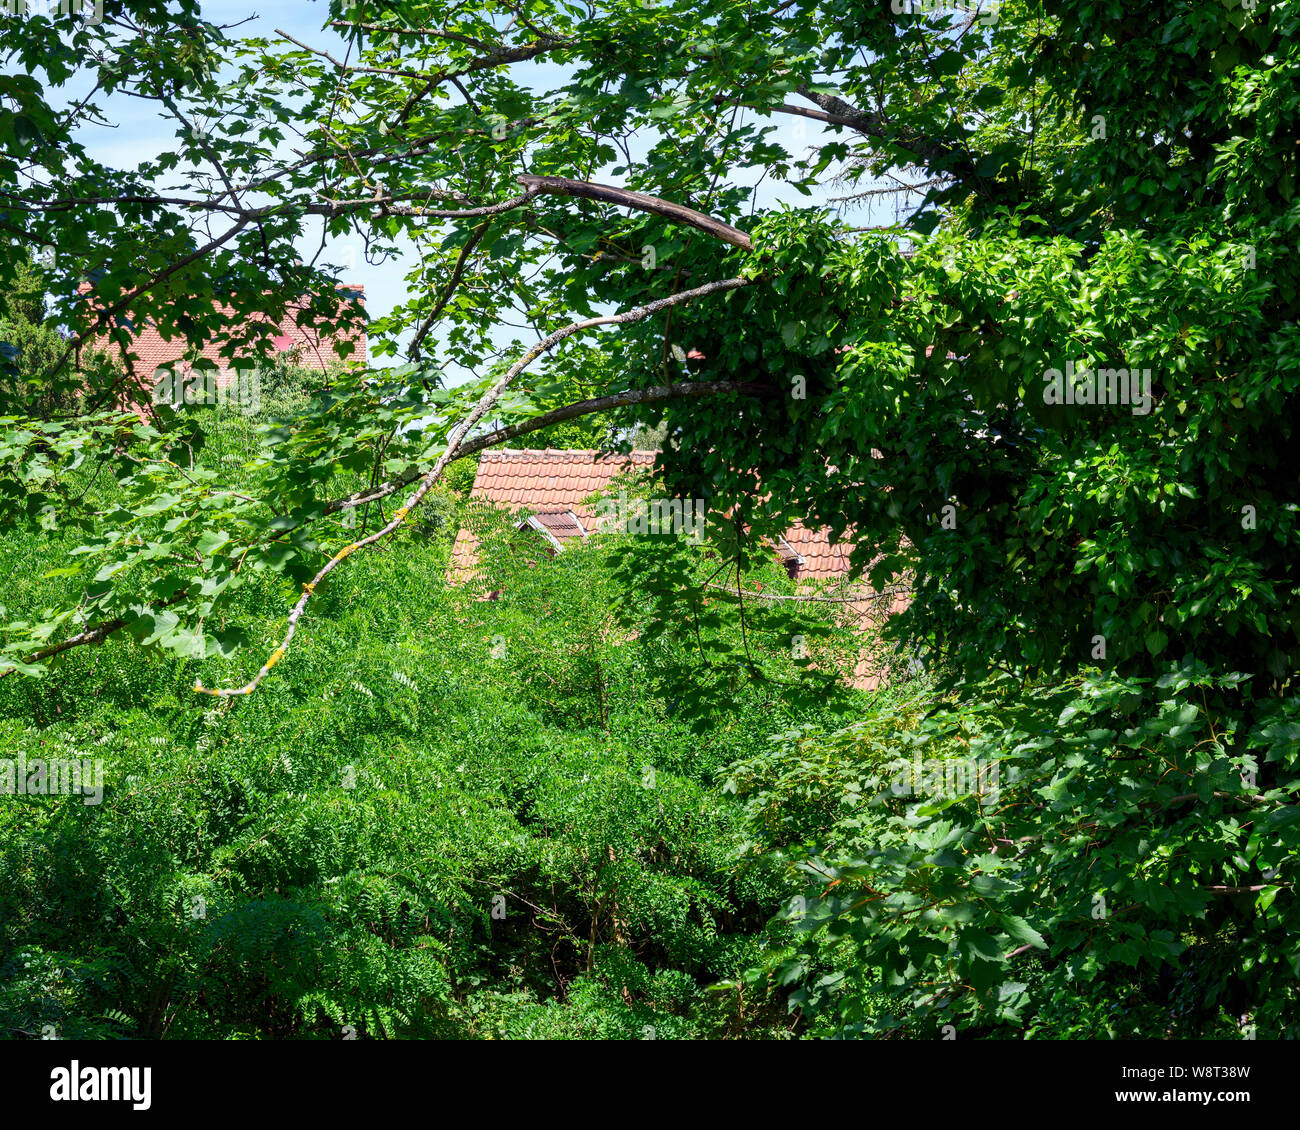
(0, 404), (869, 1039)
(2, 0), (1298, 1041)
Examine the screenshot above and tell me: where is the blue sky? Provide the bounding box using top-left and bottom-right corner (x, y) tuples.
(55, 1), (899, 380)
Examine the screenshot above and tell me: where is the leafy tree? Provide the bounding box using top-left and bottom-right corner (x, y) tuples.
(0, 0), (1297, 1039)
(0, 256), (121, 417)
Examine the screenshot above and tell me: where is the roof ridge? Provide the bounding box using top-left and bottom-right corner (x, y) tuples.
(483, 448), (658, 458)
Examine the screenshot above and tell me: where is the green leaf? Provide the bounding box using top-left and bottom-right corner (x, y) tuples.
(1001, 914), (1047, 950)
(959, 929), (1005, 963)
(196, 530), (231, 557)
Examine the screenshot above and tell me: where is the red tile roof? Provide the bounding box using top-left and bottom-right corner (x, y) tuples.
(89, 287), (367, 380)
(470, 448), (656, 525)
(529, 510), (589, 540)
(783, 518), (856, 582)
(453, 449), (654, 572)
(453, 448), (914, 689)
(452, 448), (859, 582)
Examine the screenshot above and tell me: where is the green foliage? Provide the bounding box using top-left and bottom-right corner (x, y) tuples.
(0, 410), (862, 1037)
(740, 668), (1299, 1038)
(0, 0), (1298, 1042)
(0, 256), (122, 418)
(253, 357), (346, 416)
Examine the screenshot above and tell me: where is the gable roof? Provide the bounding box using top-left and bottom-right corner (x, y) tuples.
(517, 510), (588, 552)
(471, 448), (657, 529)
(451, 447), (857, 582)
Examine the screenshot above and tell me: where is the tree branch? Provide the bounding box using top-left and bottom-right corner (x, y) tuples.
(241, 380), (767, 554)
(517, 175), (753, 250)
(280, 26), (567, 83)
(0, 592), (189, 678)
(456, 378), (769, 458)
(792, 84), (985, 190)
(193, 274), (756, 697)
